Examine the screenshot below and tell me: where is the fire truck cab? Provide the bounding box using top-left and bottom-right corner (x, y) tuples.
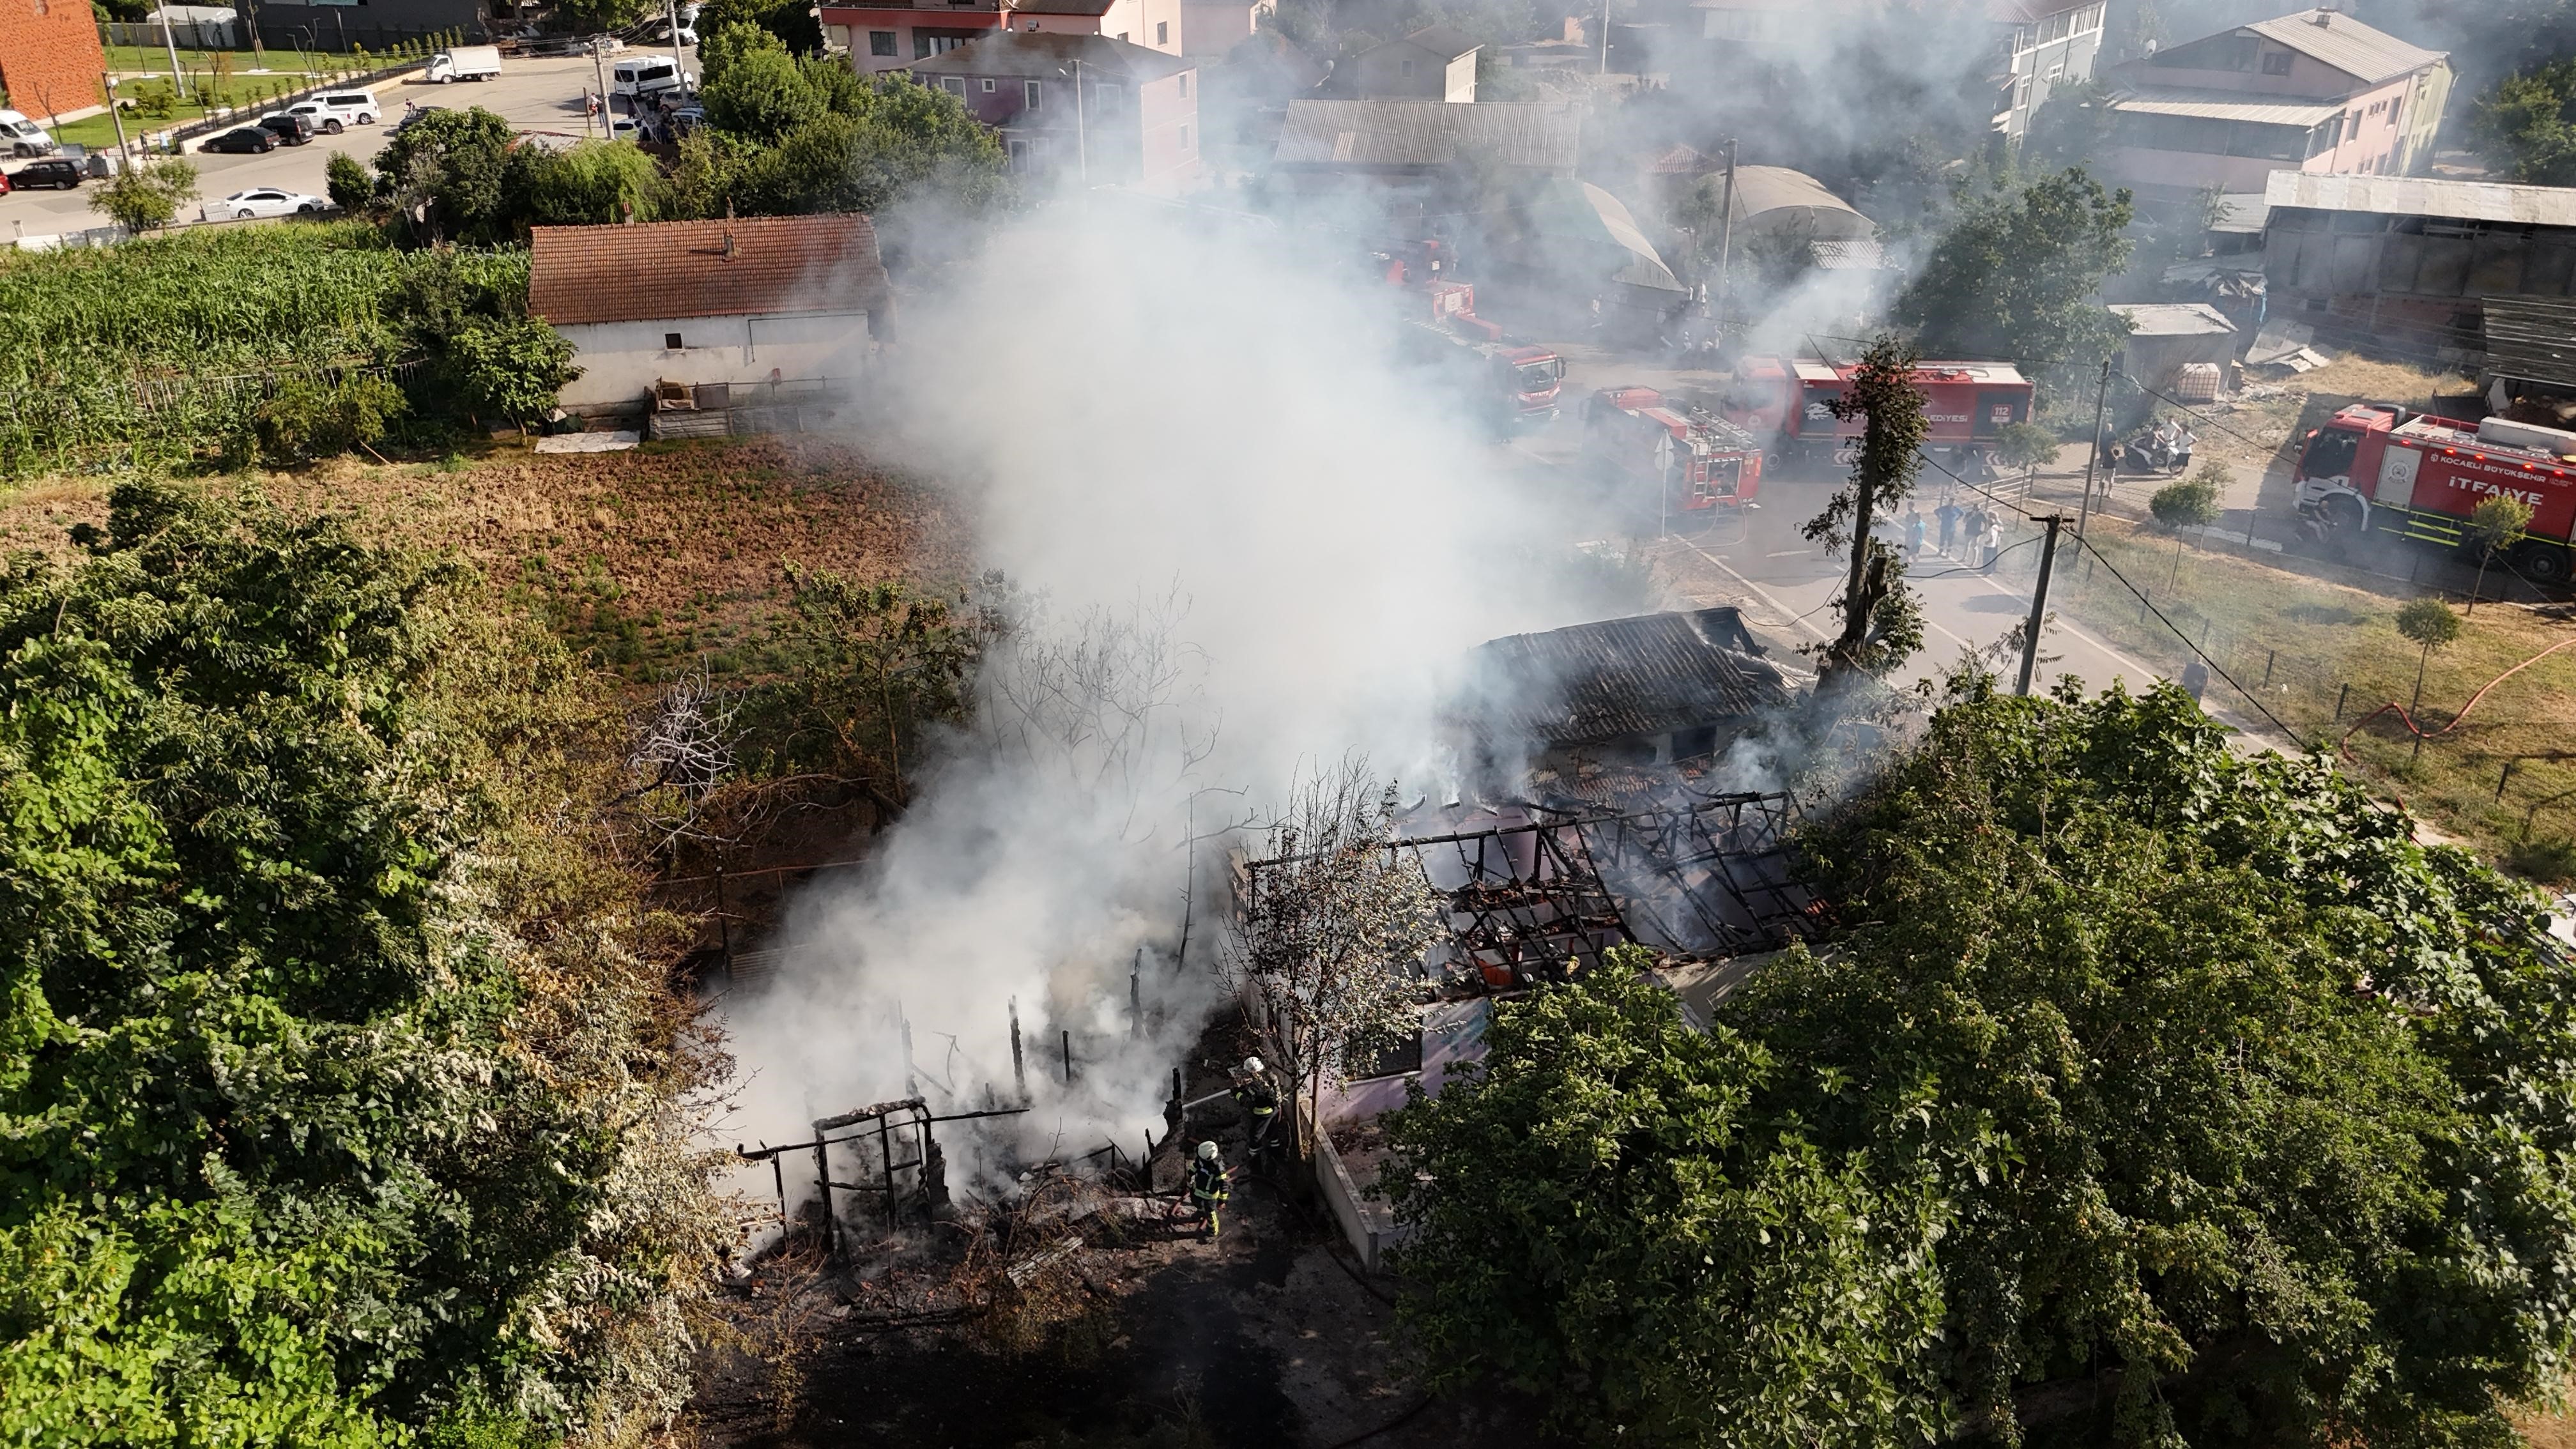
(2294, 403), (2576, 583)
(1584, 385), (1764, 528)
(1402, 313), (1567, 431)
(1721, 356), (2034, 475)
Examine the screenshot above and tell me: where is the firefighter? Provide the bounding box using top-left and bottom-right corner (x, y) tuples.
(1232, 1055), (1280, 1160)
(1188, 1140), (1232, 1241)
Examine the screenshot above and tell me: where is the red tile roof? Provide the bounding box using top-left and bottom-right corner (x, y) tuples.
(527, 214), (890, 327)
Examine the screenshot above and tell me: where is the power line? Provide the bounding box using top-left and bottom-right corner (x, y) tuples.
(2069, 533), (2300, 742)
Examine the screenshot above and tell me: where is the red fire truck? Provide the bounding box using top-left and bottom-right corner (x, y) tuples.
(1719, 355), (2034, 475)
(1386, 268), (1565, 431)
(2292, 403), (2576, 583)
(1584, 385), (1765, 528)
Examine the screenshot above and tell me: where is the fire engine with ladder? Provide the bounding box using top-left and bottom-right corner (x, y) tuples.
(1584, 385), (1764, 532)
(1376, 241), (1566, 431)
(2293, 403), (2576, 584)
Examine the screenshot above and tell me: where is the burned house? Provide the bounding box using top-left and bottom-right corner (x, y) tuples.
(1453, 605), (1799, 798)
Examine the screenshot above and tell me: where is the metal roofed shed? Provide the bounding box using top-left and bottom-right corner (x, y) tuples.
(2482, 296), (2576, 402)
(2109, 87), (2345, 128)
(1271, 99), (1583, 174)
(2263, 171), (2576, 230)
(1454, 607), (1798, 792)
(1722, 165), (1877, 243)
(2111, 302), (2239, 399)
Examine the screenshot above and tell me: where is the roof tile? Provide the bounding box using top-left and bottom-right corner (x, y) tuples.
(527, 215), (889, 328)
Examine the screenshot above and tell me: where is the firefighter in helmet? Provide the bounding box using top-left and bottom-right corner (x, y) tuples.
(1188, 1140), (1232, 1241)
(1232, 1055), (1280, 1160)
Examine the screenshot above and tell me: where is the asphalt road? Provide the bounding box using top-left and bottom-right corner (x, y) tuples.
(0, 52), (681, 241)
(1520, 339), (2200, 722)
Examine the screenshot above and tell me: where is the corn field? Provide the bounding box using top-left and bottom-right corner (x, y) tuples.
(0, 224), (530, 473)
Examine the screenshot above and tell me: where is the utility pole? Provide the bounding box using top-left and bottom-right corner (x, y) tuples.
(1597, 0), (1609, 73)
(664, 0), (689, 93)
(1715, 137), (1738, 327)
(2074, 356), (2112, 539)
(103, 70), (130, 164)
(1073, 57), (1088, 183)
(162, 13), (187, 107)
(591, 36), (610, 131)
(2016, 515), (2067, 696)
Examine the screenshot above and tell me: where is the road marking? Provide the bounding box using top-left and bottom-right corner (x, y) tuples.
(1665, 537), (1832, 642)
(1764, 549), (1808, 558)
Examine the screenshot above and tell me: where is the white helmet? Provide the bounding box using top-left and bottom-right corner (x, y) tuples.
(1197, 1140), (1220, 1162)
(1241, 1056), (1264, 1075)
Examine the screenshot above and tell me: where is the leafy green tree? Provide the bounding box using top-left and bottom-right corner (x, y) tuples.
(696, 0), (824, 57)
(0, 481), (727, 1448)
(1386, 682), (2576, 1449)
(448, 316), (581, 426)
(1894, 167), (2135, 375)
(254, 369), (406, 462)
(2020, 77), (2116, 172)
(700, 32), (824, 143)
(724, 86), (1009, 218)
(1991, 419), (2058, 491)
(549, 0), (655, 36)
(370, 105), (517, 245)
(2148, 459), (2223, 585)
(508, 138), (674, 226)
(2464, 493), (2534, 613)
(1802, 335), (1929, 686)
(698, 15), (790, 86)
(87, 155), (197, 231)
(2395, 595), (2462, 721)
(324, 149), (373, 212)
(1381, 958), (1953, 1449)
(2472, 60), (2576, 185)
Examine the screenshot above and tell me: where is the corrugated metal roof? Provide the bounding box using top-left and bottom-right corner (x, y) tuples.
(910, 31), (1190, 80)
(528, 215), (888, 327)
(2111, 86), (2343, 126)
(2111, 302), (2237, 337)
(1466, 608), (1796, 746)
(1274, 99), (1582, 171)
(2245, 8), (2444, 86)
(2264, 171), (2576, 227)
(2483, 296), (2576, 389)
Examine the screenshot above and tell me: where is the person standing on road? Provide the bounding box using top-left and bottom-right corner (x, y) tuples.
(1936, 498), (1961, 555)
(1905, 508), (1926, 558)
(1981, 518), (2005, 570)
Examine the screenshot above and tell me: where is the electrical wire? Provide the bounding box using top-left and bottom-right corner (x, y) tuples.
(2069, 534), (2301, 742)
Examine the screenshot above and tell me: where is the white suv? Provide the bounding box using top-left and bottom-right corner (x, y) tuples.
(286, 90), (380, 135)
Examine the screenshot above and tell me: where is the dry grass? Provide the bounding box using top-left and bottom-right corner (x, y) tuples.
(2179, 354), (2483, 474)
(2047, 518), (2576, 883)
(0, 437), (976, 690)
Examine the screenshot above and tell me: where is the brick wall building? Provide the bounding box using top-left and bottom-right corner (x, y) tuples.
(0, 0), (108, 121)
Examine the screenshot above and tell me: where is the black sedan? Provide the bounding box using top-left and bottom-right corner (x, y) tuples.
(200, 127), (277, 155)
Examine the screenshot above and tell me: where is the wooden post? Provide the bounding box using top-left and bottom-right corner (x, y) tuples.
(878, 1116), (894, 1229)
(2497, 760), (2514, 803)
(1061, 1029), (1073, 1085)
(2334, 682), (2350, 721)
(812, 1136), (836, 1257)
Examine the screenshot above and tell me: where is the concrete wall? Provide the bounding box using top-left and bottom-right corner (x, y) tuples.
(1, 1), (107, 122)
(553, 311), (872, 410)
(1099, 0), (1181, 51)
(1178, 0), (1264, 56)
(824, 7), (1006, 73)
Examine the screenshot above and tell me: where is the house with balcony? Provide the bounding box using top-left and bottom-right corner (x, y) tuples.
(2100, 7), (2451, 203)
(910, 32), (1200, 192)
(1991, 0), (2106, 142)
(826, 0), (1181, 73)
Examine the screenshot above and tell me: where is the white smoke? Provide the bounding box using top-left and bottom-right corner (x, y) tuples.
(714, 191), (1634, 1211)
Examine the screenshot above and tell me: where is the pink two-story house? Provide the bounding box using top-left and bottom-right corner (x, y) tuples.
(2101, 7), (2452, 203)
(909, 31), (1200, 194)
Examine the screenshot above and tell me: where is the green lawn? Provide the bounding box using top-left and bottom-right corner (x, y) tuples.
(102, 43), (326, 77)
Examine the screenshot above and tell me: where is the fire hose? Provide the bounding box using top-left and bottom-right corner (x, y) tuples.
(2338, 636), (2576, 760)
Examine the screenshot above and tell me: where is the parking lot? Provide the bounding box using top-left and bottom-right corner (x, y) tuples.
(0, 52), (686, 242)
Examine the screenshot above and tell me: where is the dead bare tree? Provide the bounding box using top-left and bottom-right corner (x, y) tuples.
(625, 669), (742, 854)
(1230, 760), (1440, 1156)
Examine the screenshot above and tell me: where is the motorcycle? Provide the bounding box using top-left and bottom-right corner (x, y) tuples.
(2110, 424), (2196, 476)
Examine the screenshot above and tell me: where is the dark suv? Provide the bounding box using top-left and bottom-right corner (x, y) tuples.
(257, 113), (315, 145)
(8, 157), (80, 188)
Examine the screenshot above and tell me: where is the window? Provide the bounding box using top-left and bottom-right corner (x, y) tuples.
(1400, 57), (1414, 77)
(1179, 121), (1190, 150)
(664, 332), (684, 349)
(1093, 82), (1123, 116)
(1156, 19), (1167, 43)
(2262, 49), (2292, 74)
(940, 75), (965, 95)
(981, 77), (995, 91)
(869, 29), (895, 54)
(1007, 136), (1031, 167)
(1178, 72), (1188, 97)
(1025, 78), (1041, 107)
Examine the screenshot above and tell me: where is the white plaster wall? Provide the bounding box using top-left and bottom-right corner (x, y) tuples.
(553, 311), (873, 409)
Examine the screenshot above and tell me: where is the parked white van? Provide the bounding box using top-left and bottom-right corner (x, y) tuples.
(286, 90), (381, 134)
(610, 55), (689, 98)
(0, 110), (59, 158)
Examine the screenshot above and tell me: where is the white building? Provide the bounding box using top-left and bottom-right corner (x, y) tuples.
(527, 214), (891, 417)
